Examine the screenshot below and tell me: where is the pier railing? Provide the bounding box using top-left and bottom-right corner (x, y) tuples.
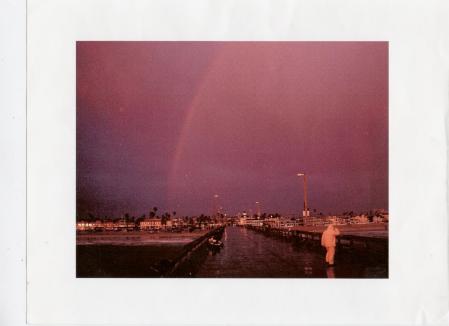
(246, 225), (388, 264)
(161, 226), (225, 277)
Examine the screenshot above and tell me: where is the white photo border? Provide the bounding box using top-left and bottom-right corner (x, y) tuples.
(27, 0), (449, 324)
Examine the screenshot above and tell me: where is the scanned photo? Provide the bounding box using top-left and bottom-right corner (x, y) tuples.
(76, 41), (388, 278)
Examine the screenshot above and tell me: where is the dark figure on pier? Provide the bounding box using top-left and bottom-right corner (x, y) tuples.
(321, 224), (340, 266)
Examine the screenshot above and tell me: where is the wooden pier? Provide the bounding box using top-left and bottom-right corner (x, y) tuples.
(245, 225), (388, 265)
(160, 226), (225, 277)
(152, 225), (387, 277)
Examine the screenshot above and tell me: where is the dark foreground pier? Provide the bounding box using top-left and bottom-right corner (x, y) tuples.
(77, 226), (387, 278)
(76, 227), (225, 277)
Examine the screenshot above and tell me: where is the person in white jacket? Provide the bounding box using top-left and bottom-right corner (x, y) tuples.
(321, 224), (340, 266)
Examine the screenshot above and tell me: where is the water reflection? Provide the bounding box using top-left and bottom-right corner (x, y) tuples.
(326, 266), (335, 278)
(304, 266), (313, 277)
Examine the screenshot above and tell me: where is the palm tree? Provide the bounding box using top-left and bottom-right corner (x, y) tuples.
(161, 213), (168, 225)
(87, 212), (95, 221)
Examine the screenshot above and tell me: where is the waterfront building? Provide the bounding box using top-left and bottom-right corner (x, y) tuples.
(171, 218), (182, 227)
(242, 218), (263, 227)
(139, 218), (162, 230)
(92, 219), (104, 231)
(116, 220), (136, 230)
(102, 220), (116, 231)
(263, 217), (280, 228)
(351, 215), (369, 224)
(76, 220), (95, 231)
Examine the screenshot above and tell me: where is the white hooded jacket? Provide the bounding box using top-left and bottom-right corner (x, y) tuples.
(321, 224), (340, 247)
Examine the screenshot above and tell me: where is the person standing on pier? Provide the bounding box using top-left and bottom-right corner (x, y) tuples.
(321, 224), (340, 266)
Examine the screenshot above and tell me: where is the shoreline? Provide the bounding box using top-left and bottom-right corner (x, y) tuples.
(76, 230), (210, 246)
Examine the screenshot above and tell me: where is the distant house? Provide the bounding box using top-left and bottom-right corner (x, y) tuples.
(102, 220), (116, 231)
(76, 220), (95, 231)
(139, 218), (162, 230)
(171, 218), (183, 227)
(351, 215), (369, 224)
(263, 218), (280, 228)
(93, 219), (103, 230)
(116, 220), (136, 230)
(242, 218), (263, 227)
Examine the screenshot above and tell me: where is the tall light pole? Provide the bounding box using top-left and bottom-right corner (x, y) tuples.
(297, 173), (308, 218)
(213, 194), (219, 217)
(255, 201), (261, 218)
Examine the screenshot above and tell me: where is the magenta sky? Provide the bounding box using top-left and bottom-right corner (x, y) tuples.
(77, 42), (388, 217)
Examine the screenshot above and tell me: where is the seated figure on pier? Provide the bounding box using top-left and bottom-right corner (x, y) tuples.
(321, 224), (340, 266)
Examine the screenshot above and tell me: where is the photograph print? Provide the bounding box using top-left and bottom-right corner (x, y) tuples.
(76, 41), (388, 278)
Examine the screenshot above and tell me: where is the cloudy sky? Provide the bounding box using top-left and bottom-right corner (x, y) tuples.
(77, 42), (388, 217)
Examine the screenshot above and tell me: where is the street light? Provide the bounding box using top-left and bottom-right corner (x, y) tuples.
(297, 173), (309, 218)
(255, 201), (261, 218)
(213, 194), (219, 217)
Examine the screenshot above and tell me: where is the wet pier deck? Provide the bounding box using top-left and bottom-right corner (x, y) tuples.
(194, 226), (387, 278)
